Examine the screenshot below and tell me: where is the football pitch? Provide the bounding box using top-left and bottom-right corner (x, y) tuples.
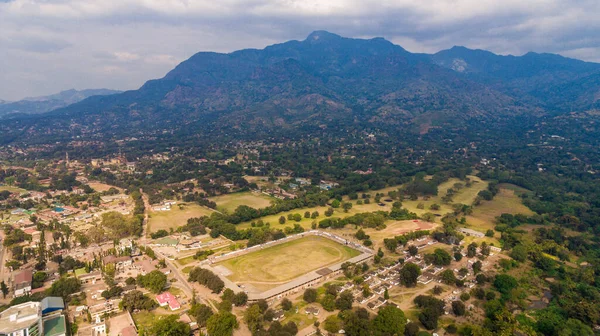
(215, 235), (360, 290)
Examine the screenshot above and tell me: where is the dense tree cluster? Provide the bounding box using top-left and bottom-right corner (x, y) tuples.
(413, 295), (445, 330)
(136, 270), (168, 294)
(100, 211), (143, 239)
(46, 277), (81, 300)
(120, 290), (158, 312)
(188, 267), (224, 293)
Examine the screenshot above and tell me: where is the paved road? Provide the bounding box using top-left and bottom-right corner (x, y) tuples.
(136, 189), (213, 309)
(0, 233), (7, 284)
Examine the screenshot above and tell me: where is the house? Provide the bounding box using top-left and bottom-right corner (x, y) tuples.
(272, 309), (285, 321)
(156, 292), (181, 311)
(103, 255), (132, 268)
(41, 297), (65, 315)
(91, 316), (106, 336)
(490, 246), (502, 252)
(89, 301), (120, 320)
(17, 218), (35, 228)
(319, 180), (339, 190)
(100, 194), (128, 203)
(13, 269), (33, 297)
(432, 267), (445, 275)
(373, 297), (387, 309)
(458, 228), (485, 238)
(76, 270), (102, 284)
(304, 307), (320, 316)
(359, 294), (376, 304)
(152, 204), (171, 211)
(418, 274), (433, 285)
(341, 282), (355, 291)
(119, 238), (134, 252)
(295, 178), (311, 185)
(11, 208), (27, 215)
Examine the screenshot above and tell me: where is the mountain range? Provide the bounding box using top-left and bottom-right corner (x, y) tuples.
(2, 31), (600, 145)
(0, 89), (121, 119)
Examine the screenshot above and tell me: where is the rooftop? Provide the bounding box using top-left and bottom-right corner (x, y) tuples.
(156, 292), (181, 310)
(154, 237), (179, 246)
(41, 297), (65, 314)
(43, 315), (66, 336)
(14, 269), (33, 284)
(0, 301), (41, 333)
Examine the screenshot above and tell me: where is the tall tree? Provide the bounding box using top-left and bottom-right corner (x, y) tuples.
(399, 263), (421, 287)
(371, 305), (407, 336)
(0, 281), (8, 298)
(148, 315), (191, 336)
(207, 312), (238, 336)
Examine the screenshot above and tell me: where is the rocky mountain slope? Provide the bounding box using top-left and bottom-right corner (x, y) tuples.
(2, 31), (600, 145)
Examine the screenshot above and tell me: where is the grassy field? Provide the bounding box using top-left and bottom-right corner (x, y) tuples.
(88, 182), (121, 192)
(445, 177), (489, 205)
(466, 185), (535, 231)
(209, 191), (274, 212)
(148, 203), (214, 233)
(176, 255), (196, 266)
(366, 220), (438, 242)
(133, 311), (176, 332)
(236, 176), (487, 230)
(0, 185), (26, 193)
(216, 235), (360, 290)
(357, 175), (489, 216)
(243, 175), (290, 189)
(236, 205), (333, 230)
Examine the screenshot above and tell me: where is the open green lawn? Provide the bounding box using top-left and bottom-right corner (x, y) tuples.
(0, 185), (26, 193)
(148, 203), (214, 234)
(466, 185), (535, 231)
(209, 191), (275, 212)
(216, 235), (360, 289)
(236, 175), (488, 231)
(176, 255), (197, 266)
(236, 205), (333, 229)
(132, 311), (155, 331)
(88, 182), (121, 192)
(446, 176), (489, 205)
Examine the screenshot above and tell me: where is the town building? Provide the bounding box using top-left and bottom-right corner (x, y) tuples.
(0, 301), (43, 336)
(13, 269), (33, 297)
(156, 292), (181, 311)
(458, 228), (485, 238)
(0, 298), (66, 336)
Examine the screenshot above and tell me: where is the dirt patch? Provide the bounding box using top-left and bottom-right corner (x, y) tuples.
(213, 265), (233, 277)
(385, 220), (436, 235)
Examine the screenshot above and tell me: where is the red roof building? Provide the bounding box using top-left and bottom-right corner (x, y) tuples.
(13, 269), (33, 297)
(156, 292), (181, 311)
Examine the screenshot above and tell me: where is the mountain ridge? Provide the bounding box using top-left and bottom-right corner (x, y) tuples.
(0, 88), (121, 119)
(2, 31), (600, 145)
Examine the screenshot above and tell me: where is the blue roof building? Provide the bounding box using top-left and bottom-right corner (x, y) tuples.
(41, 297), (65, 316)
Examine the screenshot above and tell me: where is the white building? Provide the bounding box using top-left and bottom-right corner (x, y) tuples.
(0, 301), (43, 336)
(13, 269), (33, 298)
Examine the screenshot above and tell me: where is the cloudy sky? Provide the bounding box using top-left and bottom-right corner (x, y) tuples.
(1, 0), (599, 100)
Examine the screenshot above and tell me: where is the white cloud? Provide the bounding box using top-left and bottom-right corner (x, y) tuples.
(113, 52), (141, 62)
(0, 0), (599, 100)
